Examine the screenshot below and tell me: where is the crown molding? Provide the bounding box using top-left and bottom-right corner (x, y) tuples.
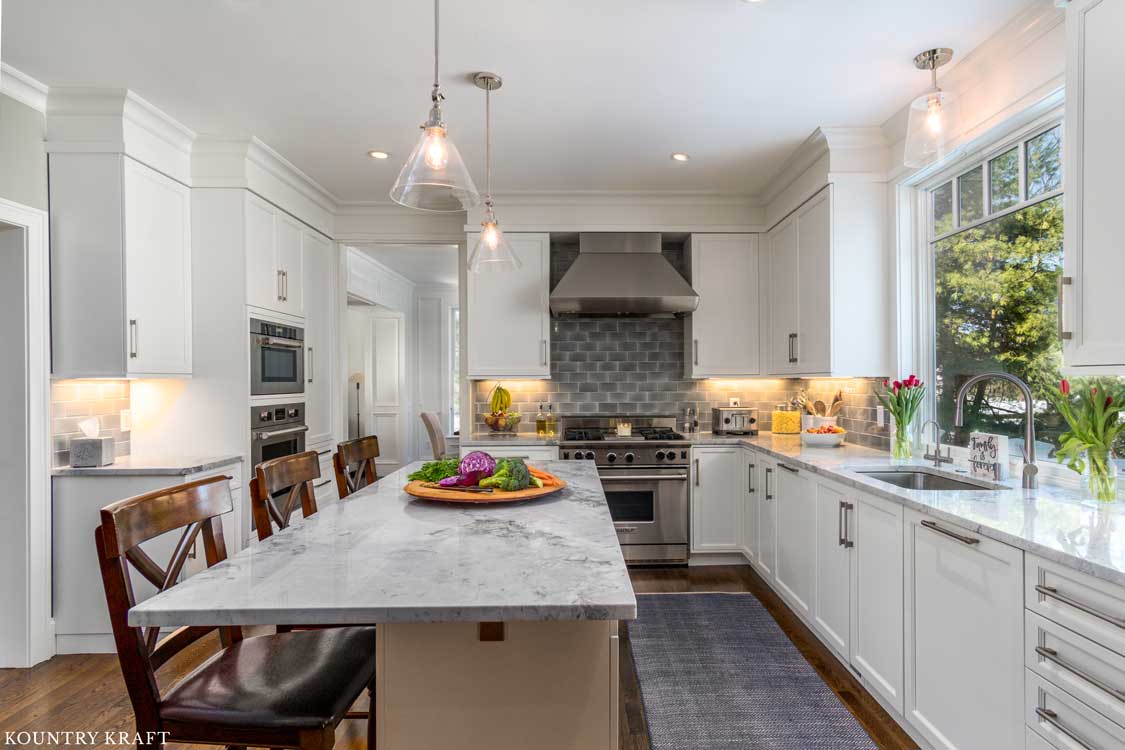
(334, 201), (468, 245)
(0, 63), (48, 113)
(761, 127), (888, 207)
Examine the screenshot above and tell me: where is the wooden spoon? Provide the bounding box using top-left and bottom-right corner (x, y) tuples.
(813, 400), (827, 416)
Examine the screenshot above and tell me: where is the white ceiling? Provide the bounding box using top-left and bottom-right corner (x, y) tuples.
(360, 244), (459, 287)
(3, 0), (1033, 202)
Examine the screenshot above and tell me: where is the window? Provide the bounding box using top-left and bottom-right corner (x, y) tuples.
(449, 307), (460, 434)
(927, 122), (1125, 460)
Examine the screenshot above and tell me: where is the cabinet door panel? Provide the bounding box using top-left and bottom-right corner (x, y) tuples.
(741, 450), (758, 561)
(123, 159), (192, 375)
(766, 218), (799, 375)
(303, 232), (334, 446)
(686, 235), (760, 377)
(245, 194), (277, 311)
(814, 480), (850, 657)
(691, 447), (741, 552)
(754, 459), (777, 580)
(794, 188), (831, 374)
(774, 464), (814, 619)
(466, 233), (550, 378)
(276, 214), (305, 317)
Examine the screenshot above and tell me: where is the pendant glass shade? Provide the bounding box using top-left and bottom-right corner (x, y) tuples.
(469, 210), (521, 273)
(904, 88), (960, 167)
(390, 123), (479, 212)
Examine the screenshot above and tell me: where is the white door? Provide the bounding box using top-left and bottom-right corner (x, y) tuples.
(849, 491), (905, 714)
(766, 217), (799, 375)
(904, 509), (1024, 750)
(303, 233), (334, 448)
(275, 214), (305, 317)
(244, 193), (278, 312)
(122, 158), (192, 375)
(793, 187), (831, 375)
(754, 457), (778, 580)
(813, 479), (850, 657)
(741, 448), (758, 561)
(774, 462), (815, 620)
(1063, 0), (1125, 369)
(685, 234), (760, 377)
(369, 312), (406, 474)
(466, 233), (550, 379)
(690, 447), (741, 553)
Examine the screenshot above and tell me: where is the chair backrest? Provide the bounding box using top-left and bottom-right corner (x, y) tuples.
(420, 412), (446, 460)
(333, 436), (380, 498)
(251, 450), (321, 541)
(96, 475), (242, 730)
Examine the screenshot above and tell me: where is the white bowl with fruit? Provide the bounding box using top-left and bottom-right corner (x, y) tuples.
(801, 424), (847, 447)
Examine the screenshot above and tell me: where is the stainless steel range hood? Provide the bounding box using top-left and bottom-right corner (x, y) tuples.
(549, 233), (699, 316)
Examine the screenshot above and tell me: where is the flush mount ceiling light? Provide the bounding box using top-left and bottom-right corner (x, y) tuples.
(367, 150), (390, 160)
(904, 48), (961, 168)
(468, 72), (521, 274)
(389, 0), (479, 212)
(671, 153), (691, 162)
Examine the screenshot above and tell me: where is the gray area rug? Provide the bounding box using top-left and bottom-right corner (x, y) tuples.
(630, 593), (877, 750)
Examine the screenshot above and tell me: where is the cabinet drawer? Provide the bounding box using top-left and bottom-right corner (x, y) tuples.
(1027, 611), (1125, 728)
(1027, 555), (1125, 656)
(1027, 726), (1059, 750)
(1026, 671), (1125, 749)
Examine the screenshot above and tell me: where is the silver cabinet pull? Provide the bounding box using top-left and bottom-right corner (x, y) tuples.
(693, 339), (699, 366)
(748, 463), (756, 493)
(1035, 584), (1125, 630)
(778, 463), (799, 474)
(540, 339), (547, 367)
(792, 333), (799, 362)
(1058, 276), (1073, 341)
(838, 500), (846, 547)
(788, 333), (798, 363)
(1035, 708), (1095, 750)
(694, 458), (700, 487)
(920, 519), (979, 546)
(284, 270), (289, 301)
(601, 474), (688, 482)
(307, 346), (314, 383)
(128, 319), (138, 359)
(277, 270), (284, 301)
(1035, 646), (1125, 702)
(764, 467), (773, 500)
(843, 502), (854, 548)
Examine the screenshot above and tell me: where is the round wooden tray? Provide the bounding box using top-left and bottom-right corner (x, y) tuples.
(403, 479), (568, 504)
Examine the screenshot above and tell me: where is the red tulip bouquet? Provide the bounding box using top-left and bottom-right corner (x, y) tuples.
(1048, 380), (1123, 502)
(875, 375), (926, 460)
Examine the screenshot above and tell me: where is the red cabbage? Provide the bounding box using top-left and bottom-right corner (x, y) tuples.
(455, 451), (496, 485)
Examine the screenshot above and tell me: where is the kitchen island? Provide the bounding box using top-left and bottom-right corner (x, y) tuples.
(130, 460), (634, 750)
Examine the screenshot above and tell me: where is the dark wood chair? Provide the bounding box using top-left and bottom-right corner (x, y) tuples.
(95, 475), (375, 750)
(333, 436), (380, 499)
(251, 450), (321, 542)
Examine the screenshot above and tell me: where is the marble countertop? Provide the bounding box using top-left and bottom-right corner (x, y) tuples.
(461, 432), (559, 446)
(128, 460), (635, 628)
(709, 433), (1125, 587)
(52, 453), (243, 477)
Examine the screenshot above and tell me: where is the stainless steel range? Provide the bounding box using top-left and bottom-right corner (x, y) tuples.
(560, 416), (690, 565)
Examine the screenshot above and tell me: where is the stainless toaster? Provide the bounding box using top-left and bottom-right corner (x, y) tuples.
(712, 407), (758, 436)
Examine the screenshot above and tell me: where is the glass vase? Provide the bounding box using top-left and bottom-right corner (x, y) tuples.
(892, 426), (912, 460)
(1083, 448), (1120, 503)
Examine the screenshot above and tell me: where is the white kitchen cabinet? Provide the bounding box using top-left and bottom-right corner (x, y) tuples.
(690, 446), (742, 553)
(466, 232), (551, 379)
(773, 461), (815, 620)
(313, 447), (339, 507)
(1062, 0), (1125, 371)
(683, 234), (761, 377)
(753, 455), (778, 581)
(904, 508), (1024, 750)
(740, 447), (759, 562)
(303, 232), (335, 448)
(763, 182), (888, 377)
(813, 478), (851, 658)
(50, 154), (192, 377)
(245, 192), (306, 318)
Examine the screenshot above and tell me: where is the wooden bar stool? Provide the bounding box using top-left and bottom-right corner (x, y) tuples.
(333, 436), (380, 499)
(251, 450), (321, 541)
(95, 475), (376, 750)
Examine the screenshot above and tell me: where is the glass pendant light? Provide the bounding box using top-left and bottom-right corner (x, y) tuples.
(904, 48), (961, 168)
(468, 72), (521, 273)
(389, 0), (479, 212)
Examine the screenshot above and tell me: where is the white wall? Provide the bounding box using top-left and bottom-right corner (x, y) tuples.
(415, 284), (458, 457)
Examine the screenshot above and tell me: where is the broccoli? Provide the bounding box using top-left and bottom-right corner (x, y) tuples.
(479, 458), (531, 491)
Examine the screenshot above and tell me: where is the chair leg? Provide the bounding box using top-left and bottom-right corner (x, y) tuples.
(298, 727), (334, 750)
(367, 682), (377, 749)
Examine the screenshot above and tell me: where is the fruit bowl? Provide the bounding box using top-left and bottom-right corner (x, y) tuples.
(801, 426), (846, 447)
(483, 412), (522, 432)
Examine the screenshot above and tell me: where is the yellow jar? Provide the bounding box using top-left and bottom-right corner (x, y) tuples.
(771, 406), (802, 434)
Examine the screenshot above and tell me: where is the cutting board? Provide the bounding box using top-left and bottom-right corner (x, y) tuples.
(403, 479), (567, 504)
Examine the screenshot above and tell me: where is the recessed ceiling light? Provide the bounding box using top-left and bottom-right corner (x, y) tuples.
(368, 150), (390, 160)
(671, 153), (691, 162)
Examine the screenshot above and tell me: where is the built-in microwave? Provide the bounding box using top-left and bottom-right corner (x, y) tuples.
(250, 318), (305, 396)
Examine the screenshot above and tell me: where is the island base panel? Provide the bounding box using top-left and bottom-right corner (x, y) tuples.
(376, 620), (619, 749)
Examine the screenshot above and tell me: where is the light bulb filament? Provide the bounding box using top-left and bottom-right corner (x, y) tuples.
(925, 94), (943, 135)
(423, 126), (449, 170)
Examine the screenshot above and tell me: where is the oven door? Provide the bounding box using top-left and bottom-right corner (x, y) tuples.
(251, 334), (305, 396)
(598, 467), (689, 547)
(251, 425), (308, 468)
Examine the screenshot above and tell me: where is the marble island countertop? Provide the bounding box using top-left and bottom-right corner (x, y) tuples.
(128, 460), (635, 628)
(52, 453), (243, 477)
(706, 432), (1125, 587)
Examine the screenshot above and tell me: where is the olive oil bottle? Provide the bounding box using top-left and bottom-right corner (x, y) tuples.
(535, 404), (548, 437)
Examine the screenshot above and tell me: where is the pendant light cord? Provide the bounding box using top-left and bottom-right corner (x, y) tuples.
(485, 82), (493, 206)
(432, 0), (441, 104)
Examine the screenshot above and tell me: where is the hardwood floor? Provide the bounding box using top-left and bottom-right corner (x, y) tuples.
(1, 565), (916, 750)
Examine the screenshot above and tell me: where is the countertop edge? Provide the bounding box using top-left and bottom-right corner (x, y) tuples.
(52, 454), (244, 477)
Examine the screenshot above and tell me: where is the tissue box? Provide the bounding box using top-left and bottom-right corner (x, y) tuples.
(70, 437), (115, 467)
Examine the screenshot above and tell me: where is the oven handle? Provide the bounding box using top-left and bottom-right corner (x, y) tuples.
(599, 474), (689, 482)
(254, 425), (309, 440)
(259, 337), (304, 349)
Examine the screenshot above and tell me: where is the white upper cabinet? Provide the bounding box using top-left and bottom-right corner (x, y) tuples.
(303, 232), (335, 448)
(1062, 0), (1125, 370)
(245, 193), (305, 318)
(50, 154), (192, 377)
(764, 183), (889, 377)
(690, 446), (742, 553)
(466, 232), (551, 379)
(684, 234), (761, 377)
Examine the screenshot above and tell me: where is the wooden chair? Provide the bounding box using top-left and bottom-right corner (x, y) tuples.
(420, 412), (448, 460)
(95, 475), (376, 750)
(333, 436), (380, 499)
(251, 450), (321, 542)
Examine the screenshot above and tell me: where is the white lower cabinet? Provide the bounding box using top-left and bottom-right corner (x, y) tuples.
(813, 479), (851, 658)
(773, 461), (815, 620)
(1026, 670), (1125, 749)
(904, 508), (1024, 750)
(691, 447), (742, 553)
(741, 447), (759, 562)
(750, 455), (777, 580)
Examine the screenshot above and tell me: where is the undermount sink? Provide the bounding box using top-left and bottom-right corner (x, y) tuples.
(855, 469), (1002, 492)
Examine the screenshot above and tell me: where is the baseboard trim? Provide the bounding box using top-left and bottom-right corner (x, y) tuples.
(55, 633), (117, 654)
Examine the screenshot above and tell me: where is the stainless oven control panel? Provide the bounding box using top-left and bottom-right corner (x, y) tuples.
(561, 445), (690, 466)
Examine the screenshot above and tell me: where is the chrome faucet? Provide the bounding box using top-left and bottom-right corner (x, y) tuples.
(953, 372), (1038, 489)
(920, 419), (953, 468)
